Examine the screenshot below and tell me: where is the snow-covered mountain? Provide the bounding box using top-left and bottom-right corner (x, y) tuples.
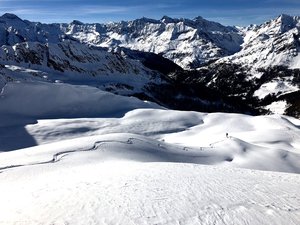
(165, 14), (300, 117)
(203, 14), (300, 116)
(0, 13), (243, 69)
(0, 41), (248, 114)
(85, 16), (243, 69)
(0, 13), (255, 115)
(220, 14), (300, 68)
(0, 12), (299, 117)
(0, 40), (168, 96)
(1, 13), (300, 70)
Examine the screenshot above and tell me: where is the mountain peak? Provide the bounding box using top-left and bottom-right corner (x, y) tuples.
(278, 14), (293, 19)
(193, 16), (205, 21)
(0, 13), (21, 20)
(161, 15), (176, 23)
(135, 17), (159, 24)
(273, 14), (297, 33)
(71, 20), (84, 25)
(275, 14), (294, 24)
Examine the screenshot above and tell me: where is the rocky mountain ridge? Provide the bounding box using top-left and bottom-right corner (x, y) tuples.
(1, 13), (300, 70)
(0, 13), (243, 69)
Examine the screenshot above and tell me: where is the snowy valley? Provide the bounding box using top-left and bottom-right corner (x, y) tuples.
(0, 13), (300, 225)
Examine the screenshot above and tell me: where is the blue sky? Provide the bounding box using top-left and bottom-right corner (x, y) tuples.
(0, 0), (300, 26)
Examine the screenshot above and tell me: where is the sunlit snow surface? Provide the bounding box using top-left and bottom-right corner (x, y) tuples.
(265, 101), (288, 115)
(254, 80), (298, 99)
(1, 81), (300, 225)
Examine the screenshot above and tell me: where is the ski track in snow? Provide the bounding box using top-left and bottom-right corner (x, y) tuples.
(0, 131), (300, 224)
(0, 135), (222, 174)
(0, 139), (130, 172)
(0, 137), (175, 172)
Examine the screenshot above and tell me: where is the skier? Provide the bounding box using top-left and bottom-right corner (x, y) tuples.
(226, 133), (229, 138)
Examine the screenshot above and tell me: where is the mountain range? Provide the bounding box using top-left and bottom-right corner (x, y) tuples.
(0, 13), (299, 117)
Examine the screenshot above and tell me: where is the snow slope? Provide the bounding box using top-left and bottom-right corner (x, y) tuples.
(1, 80), (300, 172)
(1, 152), (300, 225)
(3, 109), (297, 173)
(0, 81), (161, 150)
(254, 79), (299, 99)
(0, 82), (160, 120)
(1, 80), (300, 224)
(0, 81), (300, 172)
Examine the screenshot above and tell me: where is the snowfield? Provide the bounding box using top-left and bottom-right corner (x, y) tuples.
(1, 157), (300, 225)
(1, 81), (300, 225)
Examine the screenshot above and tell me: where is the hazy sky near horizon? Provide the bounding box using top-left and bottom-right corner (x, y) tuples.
(0, 0), (299, 26)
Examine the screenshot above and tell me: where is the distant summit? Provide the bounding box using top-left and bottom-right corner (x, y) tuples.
(160, 16), (178, 23)
(0, 13), (21, 20)
(70, 20), (84, 25)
